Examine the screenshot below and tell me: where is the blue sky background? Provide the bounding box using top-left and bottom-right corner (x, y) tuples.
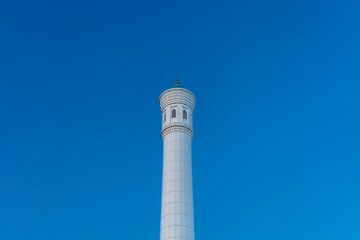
(1, 0), (360, 239)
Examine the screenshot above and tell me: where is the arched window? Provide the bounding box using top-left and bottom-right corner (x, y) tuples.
(163, 113), (166, 122)
(183, 110), (187, 120)
(172, 109), (176, 118)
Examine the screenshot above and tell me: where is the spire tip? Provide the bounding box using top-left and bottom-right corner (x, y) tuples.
(175, 75), (179, 86)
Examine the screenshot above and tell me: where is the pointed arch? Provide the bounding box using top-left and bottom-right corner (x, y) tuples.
(183, 110), (187, 120)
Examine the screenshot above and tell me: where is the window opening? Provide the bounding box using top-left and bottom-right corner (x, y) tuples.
(172, 109), (176, 118)
(183, 110), (187, 120)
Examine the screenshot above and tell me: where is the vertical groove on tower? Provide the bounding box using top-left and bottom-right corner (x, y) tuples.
(160, 87), (196, 240)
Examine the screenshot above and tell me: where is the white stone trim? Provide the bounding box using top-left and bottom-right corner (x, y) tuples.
(160, 88), (196, 112)
(161, 124), (193, 139)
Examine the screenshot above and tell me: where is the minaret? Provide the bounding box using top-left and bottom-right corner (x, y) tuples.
(159, 81), (196, 240)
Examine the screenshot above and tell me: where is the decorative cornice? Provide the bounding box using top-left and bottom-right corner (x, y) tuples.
(160, 88), (196, 112)
(161, 124), (194, 139)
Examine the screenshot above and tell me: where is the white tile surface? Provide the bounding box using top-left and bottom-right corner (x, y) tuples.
(160, 88), (195, 240)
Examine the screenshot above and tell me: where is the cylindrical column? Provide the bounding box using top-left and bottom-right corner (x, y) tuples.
(160, 87), (196, 240)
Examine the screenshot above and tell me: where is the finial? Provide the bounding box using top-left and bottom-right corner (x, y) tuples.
(175, 75), (179, 87)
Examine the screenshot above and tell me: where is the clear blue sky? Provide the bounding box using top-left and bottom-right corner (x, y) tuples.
(1, 0), (359, 239)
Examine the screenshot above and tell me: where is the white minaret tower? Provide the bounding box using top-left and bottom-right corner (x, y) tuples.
(159, 80), (196, 240)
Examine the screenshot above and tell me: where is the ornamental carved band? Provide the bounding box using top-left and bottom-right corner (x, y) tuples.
(161, 125), (193, 139)
(160, 88), (196, 112)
